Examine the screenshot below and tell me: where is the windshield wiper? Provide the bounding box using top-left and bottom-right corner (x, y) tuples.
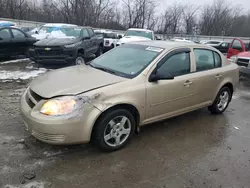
(89, 64), (117, 75)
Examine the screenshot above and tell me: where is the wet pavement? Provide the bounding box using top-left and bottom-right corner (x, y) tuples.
(0, 60), (250, 188)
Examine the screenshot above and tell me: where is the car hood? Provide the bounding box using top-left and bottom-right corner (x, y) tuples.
(238, 51), (250, 58)
(32, 31), (77, 40)
(118, 36), (151, 44)
(30, 65), (127, 98)
(35, 38), (80, 46)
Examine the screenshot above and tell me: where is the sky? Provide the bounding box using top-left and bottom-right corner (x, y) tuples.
(158, 0), (250, 10)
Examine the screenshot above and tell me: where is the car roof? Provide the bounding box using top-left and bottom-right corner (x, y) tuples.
(128, 28), (153, 32)
(130, 40), (217, 50)
(43, 23), (78, 27)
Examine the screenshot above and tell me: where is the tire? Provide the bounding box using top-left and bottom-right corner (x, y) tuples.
(75, 54), (85, 65)
(95, 45), (103, 57)
(208, 87), (232, 114)
(92, 109), (136, 152)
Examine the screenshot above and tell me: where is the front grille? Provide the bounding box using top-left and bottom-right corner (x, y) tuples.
(35, 47), (62, 56)
(237, 58), (250, 67)
(32, 130), (65, 142)
(25, 89), (43, 108)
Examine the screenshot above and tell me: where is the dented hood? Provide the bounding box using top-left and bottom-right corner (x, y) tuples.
(30, 65), (127, 98)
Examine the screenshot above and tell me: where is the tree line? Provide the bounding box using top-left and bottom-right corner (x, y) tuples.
(0, 0), (249, 37)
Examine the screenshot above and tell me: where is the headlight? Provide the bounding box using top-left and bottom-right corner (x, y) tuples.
(229, 55), (238, 63)
(64, 41), (82, 49)
(40, 96), (84, 116)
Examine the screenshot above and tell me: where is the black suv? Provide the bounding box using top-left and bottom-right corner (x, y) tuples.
(29, 27), (104, 65)
(0, 27), (36, 59)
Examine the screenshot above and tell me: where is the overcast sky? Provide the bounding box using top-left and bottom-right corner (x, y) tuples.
(158, 0), (250, 10)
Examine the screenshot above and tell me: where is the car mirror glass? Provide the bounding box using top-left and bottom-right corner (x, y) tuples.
(149, 71), (174, 82)
(82, 36), (90, 40)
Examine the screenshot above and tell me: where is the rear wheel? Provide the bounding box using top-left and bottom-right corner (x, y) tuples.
(208, 87), (232, 114)
(92, 109), (136, 152)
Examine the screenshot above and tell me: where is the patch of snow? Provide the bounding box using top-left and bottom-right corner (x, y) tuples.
(0, 165), (17, 175)
(48, 30), (76, 39)
(4, 181), (47, 188)
(0, 69), (47, 80)
(43, 150), (63, 157)
(0, 58), (30, 65)
(234, 126), (240, 130)
(24, 160), (46, 170)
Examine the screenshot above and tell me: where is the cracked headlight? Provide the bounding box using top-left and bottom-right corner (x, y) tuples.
(40, 96), (84, 116)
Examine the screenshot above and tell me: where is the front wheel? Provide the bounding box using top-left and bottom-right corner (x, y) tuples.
(208, 87), (232, 114)
(92, 109), (136, 152)
(75, 54), (85, 65)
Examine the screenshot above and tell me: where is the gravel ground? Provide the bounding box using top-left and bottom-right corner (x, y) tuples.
(0, 60), (250, 188)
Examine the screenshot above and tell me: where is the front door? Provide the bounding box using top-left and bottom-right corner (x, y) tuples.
(87, 28), (98, 54)
(0, 28), (12, 57)
(227, 38), (245, 58)
(81, 29), (91, 57)
(10, 28), (28, 55)
(145, 49), (198, 124)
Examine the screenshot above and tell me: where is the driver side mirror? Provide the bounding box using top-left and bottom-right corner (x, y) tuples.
(149, 71), (174, 82)
(35, 31), (38, 34)
(82, 36), (91, 40)
(118, 35), (122, 39)
(155, 36), (161, 40)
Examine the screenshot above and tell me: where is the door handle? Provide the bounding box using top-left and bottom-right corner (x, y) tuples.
(184, 80), (193, 86)
(215, 74), (222, 79)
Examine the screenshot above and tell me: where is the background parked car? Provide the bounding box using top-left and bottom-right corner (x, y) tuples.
(94, 30), (119, 52)
(20, 27), (35, 33)
(116, 28), (155, 46)
(29, 26), (104, 66)
(0, 27), (37, 59)
(227, 38), (250, 58)
(210, 41), (230, 54)
(227, 38), (250, 77)
(204, 40), (223, 46)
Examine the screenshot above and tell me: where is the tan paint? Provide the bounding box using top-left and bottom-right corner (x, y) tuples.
(20, 41), (239, 145)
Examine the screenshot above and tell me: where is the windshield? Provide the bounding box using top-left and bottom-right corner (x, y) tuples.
(90, 44), (163, 78)
(95, 32), (116, 38)
(38, 26), (81, 38)
(124, 30), (153, 40)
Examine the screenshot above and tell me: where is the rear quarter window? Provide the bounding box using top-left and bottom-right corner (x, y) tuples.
(194, 49), (222, 72)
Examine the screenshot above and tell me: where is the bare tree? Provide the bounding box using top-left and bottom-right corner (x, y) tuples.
(183, 4), (199, 34)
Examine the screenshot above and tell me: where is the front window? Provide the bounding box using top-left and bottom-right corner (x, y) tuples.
(38, 26), (81, 38)
(90, 44), (163, 78)
(124, 30), (153, 40)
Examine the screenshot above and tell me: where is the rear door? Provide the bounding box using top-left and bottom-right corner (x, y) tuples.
(0, 28), (12, 57)
(190, 48), (224, 104)
(227, 38), (245, 58)
(10, 28), (29, 55)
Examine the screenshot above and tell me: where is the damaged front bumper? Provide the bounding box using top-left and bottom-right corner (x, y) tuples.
(20, 89), (102, 145)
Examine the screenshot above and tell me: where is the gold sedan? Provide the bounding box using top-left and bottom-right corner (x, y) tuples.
(20, 41), (239, 151)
